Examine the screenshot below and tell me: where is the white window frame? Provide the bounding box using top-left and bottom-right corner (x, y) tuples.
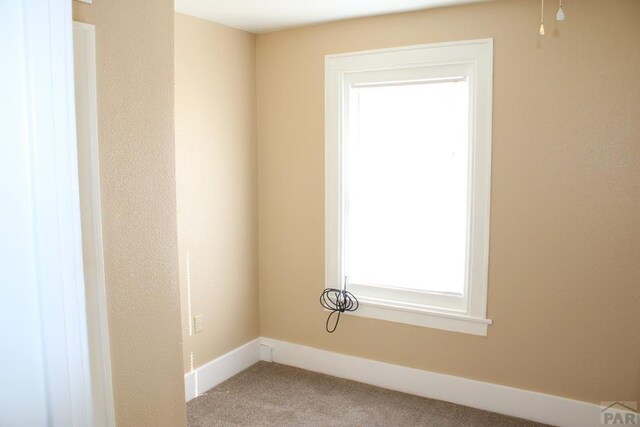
(325, 39), (493, 336)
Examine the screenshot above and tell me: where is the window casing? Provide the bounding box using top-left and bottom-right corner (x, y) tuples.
(325, 39), (493, 335)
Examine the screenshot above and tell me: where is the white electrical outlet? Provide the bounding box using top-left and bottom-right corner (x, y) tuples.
(193, 315), (203, 333)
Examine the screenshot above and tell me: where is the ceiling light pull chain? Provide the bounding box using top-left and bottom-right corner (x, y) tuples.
(539, 0), (545, 35)
(556, 0), (565, 21)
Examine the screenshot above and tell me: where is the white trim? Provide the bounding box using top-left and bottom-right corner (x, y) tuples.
(352, 297), (491, 335)
(73, 21), (116, 427)
(185, 337), (605, 426)
(184, 338), (261, 401)
(262, 338), (605, 427)
(184, 369), (197, 402)
(325, 39), (493, 335)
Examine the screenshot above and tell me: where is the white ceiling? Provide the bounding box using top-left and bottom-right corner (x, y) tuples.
(174, 0), (492, 34)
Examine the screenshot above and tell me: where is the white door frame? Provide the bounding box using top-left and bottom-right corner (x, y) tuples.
(73, 21), (116, 427)
(0, 0), (93, 425)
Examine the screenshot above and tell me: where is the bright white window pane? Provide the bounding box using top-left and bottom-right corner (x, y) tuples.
(346, 79), (470, 295)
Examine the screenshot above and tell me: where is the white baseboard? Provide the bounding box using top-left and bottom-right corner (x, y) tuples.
(261, 338), (606, 427)
(186, 337), (605, 427)
(184, 338), (261, 402)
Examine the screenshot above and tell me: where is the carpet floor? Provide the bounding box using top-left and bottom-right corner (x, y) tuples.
(187, 362), (548, 427)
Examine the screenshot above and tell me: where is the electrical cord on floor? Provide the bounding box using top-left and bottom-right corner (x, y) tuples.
(319, 288), (359, 333)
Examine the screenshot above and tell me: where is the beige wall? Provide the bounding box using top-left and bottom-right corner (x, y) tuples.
(175, 13), (260, 372)
(72, 2), (186, 426)
(257, 0), (640, 404)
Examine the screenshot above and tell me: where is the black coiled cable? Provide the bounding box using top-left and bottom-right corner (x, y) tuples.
(320, 288), (359, 333)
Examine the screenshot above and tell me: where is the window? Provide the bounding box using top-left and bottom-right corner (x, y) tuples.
(325, 39), (493, 335)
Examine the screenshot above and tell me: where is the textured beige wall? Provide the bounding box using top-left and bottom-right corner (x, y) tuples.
(175, 13), (260, 373)
(72, 2), (186, 426)
(257, 0), (640, 404)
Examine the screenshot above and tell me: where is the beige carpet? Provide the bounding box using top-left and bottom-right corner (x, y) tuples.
(187, 362), (548, 427)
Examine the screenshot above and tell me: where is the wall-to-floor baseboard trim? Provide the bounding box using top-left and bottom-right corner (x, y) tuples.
(185, 337), (606, 427)
(261, 338), (607, 427)
(184, 338), (261, 402)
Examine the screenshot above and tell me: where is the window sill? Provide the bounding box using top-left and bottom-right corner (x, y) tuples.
(346, 296), (492, 336)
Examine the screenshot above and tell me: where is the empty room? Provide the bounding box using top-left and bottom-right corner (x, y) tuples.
(1, 0), (639, 426)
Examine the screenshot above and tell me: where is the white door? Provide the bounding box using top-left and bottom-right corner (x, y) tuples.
(0, 1), (93, 426)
